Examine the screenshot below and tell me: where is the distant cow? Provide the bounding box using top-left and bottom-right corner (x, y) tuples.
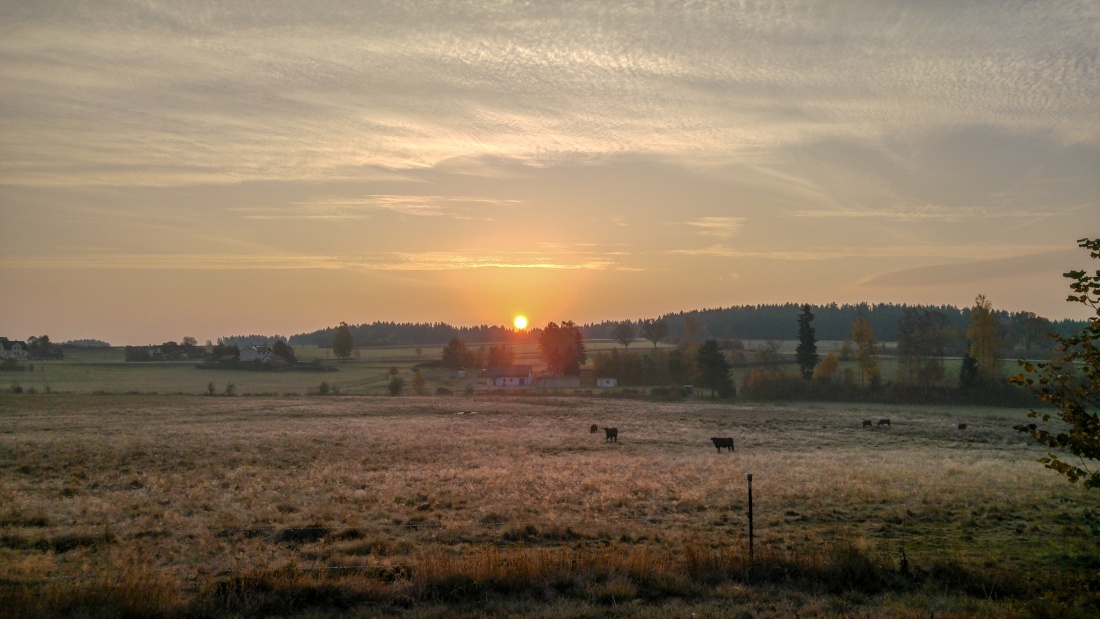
(958, 423), (968, 430)
(604, 427), (618, 442)
(878, 418), (891, 427)
(590, 424), (599, 434)
(862, 420), (873, 428)
(711, 437), (734, 452)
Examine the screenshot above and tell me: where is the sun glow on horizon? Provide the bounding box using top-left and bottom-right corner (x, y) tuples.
(514, 315), (528, 330)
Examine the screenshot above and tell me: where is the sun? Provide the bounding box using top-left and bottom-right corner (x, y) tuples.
(513, 315), (528, 330)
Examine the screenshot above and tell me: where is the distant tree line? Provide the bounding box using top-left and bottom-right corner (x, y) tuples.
(289, 322), (527, 348)
(583, 303), (1086, 359)
(280, 304), (1084, 355)
(732, 296), (1040, 407)
(124, 337), (205, 362)
(216, 334), (290, 347)
(59, 339), (111, 348)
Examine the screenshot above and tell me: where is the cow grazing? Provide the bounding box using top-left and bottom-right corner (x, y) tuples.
(862, 420), (873, 428)
(878, 418), (891, 427)
(711, 437), (734, 452)
(589, 424), (599, 434)
(958, 423), (968, 430)
(604, 427), (618, 442)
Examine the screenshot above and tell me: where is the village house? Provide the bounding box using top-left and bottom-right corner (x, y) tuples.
(481, 365), (534, 388)
(0, 337), (28, 360)
(239, 345), (273, 363)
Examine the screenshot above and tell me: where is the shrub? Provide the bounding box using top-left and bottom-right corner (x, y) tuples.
(388, 376), (405, 396)
(0, 359), (26, 372)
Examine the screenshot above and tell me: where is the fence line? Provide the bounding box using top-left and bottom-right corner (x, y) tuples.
(4, 483), (1087, 539)
(0, 478), (1062, 495)
(3, 475), (1090, 587)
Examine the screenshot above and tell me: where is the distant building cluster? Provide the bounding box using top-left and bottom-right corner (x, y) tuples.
(475, 365), (587, 390)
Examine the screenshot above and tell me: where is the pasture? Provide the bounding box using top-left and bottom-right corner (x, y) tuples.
(1, 393), (1097, 617)
(12, 340), (958, 399)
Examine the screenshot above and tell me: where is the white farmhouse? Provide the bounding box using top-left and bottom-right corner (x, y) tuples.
(482, 365), (534, 387)
(239, 345), (272, 363)
(0, 338), (28, 360)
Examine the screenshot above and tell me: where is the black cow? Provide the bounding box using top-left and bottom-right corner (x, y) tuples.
(711, 437), (734, 452)
(604, 427), (618, 442)
(878, 418), (891, 427)
(589, 424), (599, 434)
(862, 420), (873, 428)
(958, 423), (968, 430)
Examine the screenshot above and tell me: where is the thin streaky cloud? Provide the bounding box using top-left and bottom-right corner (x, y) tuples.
(0, 251), (627, 272)
(666, 244), (1066, 261)
(231, 195), (525, 219)
(789, 206), (1045, 222)
(685, 217), (744, 239)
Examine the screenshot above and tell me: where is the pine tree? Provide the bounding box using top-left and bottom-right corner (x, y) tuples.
(796, 304), (819, 380)
(696, 340), (735, 398)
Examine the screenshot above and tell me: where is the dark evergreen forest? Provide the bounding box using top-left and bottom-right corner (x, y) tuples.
(588, 303), (1085, 357)
(282, 303), (1085, 358)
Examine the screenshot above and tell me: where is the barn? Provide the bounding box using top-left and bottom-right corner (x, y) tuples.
(482, 365), (534, 388)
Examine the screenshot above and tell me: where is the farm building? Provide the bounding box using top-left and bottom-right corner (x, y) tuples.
(239, 345), (272, 363)
(535, 375), (581, 389)
(482, 365), (534, 387)
(596, 377), (618, 388)
(0, 338), (28, 360)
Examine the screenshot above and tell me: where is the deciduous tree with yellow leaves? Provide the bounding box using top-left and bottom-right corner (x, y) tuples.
(1012, 238), (1100, 489)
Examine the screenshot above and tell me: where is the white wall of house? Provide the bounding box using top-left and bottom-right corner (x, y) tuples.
(239, 346), (270, 363)
(0, 340), (27, 360)
(488, 375), (531, 387)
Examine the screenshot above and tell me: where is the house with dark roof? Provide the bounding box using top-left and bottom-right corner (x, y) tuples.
(239, 345), (272, 363)
(0, 337), (28, 360)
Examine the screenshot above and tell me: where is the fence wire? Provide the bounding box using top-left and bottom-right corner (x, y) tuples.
(2, 477), (1091, 589)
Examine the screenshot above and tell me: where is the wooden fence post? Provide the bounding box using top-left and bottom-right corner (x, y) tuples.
(747, 473), (754, 560)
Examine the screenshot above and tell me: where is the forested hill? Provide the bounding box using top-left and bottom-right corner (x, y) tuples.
(288, 322), (523, 348)
(284, 303), (1087, 353)
(590, 303), (1087, 343)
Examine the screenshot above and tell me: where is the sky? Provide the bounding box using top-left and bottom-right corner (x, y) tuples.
(1, 1), (1098, 346)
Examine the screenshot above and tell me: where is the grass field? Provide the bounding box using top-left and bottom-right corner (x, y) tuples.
(8, 345), (448, 396)
(1, 393), (1097, 618)
(14, 340), (960, 398)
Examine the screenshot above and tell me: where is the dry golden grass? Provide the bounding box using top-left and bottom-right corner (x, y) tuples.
(1, 393), (1097, 617)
